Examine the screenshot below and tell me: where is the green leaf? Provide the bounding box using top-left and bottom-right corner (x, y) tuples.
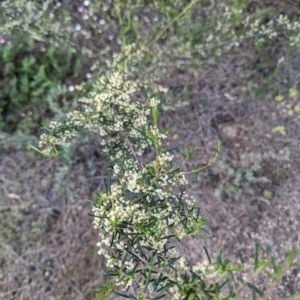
(32, 88), (46, 97)
(3, 45), (12, 62)
(271, 125), (286, 135)
(285, 247), (298, 267)
(204, 246), (211, 264)
(152, 106), (159, 126)
(150, 294), (166, 300)
(262, 189), (272, 200)
(93, 281), (115, 299)
(245, 282), (264, 297)
(113, 290), (134, 298)
(143, 270), (152, 292)
(36, 65), (46, 80)
(155, 282), (173, 295)
(274, 94), (284, 102)
(254, 242), (260, 272)
(289, 87), (298, 99)
(20, 75), (29, 93)
(21, 56), (36, 71)
(74, 57), (82, 77)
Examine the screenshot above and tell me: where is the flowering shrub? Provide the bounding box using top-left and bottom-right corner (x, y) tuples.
(35, 44), (299, 299)
(37, 45), (205, 297)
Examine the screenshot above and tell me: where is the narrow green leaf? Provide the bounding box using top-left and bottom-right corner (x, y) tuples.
(113, 290), (135, 298)
(149, 250), (157, 266)
(121, 251), (129, 266)
(246, 282), (264, 297)
(156, 282), (173, 295)
(152, 106), (158, 126)
(143, 270), (152, 292)
(105, 270), (120, 276)
(153, 273), (163, 292)
(238, 250), (245, 267)
(216, 139), (221, 152)
(151, 293), (166, 300)
(254, 242), (260, 271)
(204, 246), (211, 264)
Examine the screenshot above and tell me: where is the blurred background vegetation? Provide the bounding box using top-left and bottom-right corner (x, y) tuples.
(1, 0), (300, 299)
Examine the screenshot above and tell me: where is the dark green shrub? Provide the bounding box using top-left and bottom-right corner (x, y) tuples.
(0, 36), (84, 133)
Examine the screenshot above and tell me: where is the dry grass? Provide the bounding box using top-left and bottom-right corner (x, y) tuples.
(0, 135), (108, 300)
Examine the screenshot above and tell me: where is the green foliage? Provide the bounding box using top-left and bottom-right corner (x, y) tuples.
(0, 36), (84, 133)
(214, 155), (269, 199)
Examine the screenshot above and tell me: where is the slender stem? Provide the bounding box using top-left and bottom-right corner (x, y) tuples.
(113, 113), (144, 168)
(123, 133), (145, 169)
(149, 0), (199, 46)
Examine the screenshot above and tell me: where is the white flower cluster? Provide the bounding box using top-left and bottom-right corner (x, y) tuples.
(193, 260), (218, 280)
(91, 147), (200, 294)
(194, 2), (300, 59)
(1, 0), (75, 49)
(238, 9), (300, 49)
(39, 68), (161, 159)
